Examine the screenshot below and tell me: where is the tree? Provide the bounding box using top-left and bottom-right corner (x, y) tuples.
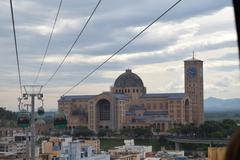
(120, 128), (134, 138)
(98, 129), (107, 137)
(133, 128), (146, 137)
(222, 119), (238, 136)
(73, 126), (95, 137)
(0, 107), (18, 128)
(170, 120), (238, 139)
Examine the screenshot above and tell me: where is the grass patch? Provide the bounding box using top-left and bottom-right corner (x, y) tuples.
(100, 138), (173, 151)
(135, 139), (162, 151)
(100, 139), (124, 151)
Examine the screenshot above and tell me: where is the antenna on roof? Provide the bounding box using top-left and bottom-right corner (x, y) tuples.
(192, 50), (195, 60)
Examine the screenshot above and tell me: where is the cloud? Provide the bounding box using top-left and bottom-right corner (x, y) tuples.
(38, 7), (237, 67)
(0, 0), (238, 109)
(17, 18), (85, 35)
(206, 60), (239, 68)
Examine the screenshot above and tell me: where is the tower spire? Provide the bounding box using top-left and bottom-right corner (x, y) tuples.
(192, 50), (195, 60)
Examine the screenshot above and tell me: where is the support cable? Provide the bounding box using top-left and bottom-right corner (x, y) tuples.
(34, 0), (63, 84)
(43, 0), (102, 87)
(10, 0), (23, 95)
(62, 0), (183, 96)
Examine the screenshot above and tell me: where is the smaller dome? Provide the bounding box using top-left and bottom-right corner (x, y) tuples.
(114, 69), (144, 88)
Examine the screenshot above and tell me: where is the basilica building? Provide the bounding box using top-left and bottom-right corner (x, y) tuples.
(58, 56), (204, 133)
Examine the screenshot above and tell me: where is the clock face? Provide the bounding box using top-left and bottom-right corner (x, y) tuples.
(187, 67), (197, 77)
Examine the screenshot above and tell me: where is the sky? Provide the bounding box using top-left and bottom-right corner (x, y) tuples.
(0, 0), (239, 111)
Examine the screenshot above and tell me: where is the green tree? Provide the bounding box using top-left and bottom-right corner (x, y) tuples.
(133, 128), (152, 137)
(0, 107), (18, 128)
(73, 126), (95, 137)
(170, 120), (239, 139)
(120, 128), (134, 138)
(222, 119), (238, 136)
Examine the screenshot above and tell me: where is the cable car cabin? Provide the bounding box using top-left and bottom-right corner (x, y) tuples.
(54, 112), (67, 129)
(37, 106), (45, 116)
(17, 111), (30, 128)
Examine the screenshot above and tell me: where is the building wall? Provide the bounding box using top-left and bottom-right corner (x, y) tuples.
(81, 139), (100, 154)
(41, 138), (62, 158)
(69, 141), (81, 160)
(184, 59), (204, 124)
(58, 99), (89, 129)
(167, 99), (189, 125)
(110, 153), (140, 160)
(0, 142), (17, 153)
(111, 86), (146, 102)
(88, 93), (119, 132)
(108, 143), (152, 159)
(59, 94), (192, 133)
(208, 147), (226, 160)
(41, 141), (53, 154)
(16, 142), (26, 154)
(0, 128), (23, 137)
(58, 58), (202, 132)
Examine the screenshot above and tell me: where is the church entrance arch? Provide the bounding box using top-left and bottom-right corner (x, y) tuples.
(96, 99), (111, 121)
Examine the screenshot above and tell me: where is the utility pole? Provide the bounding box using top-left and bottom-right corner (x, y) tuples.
(23, 85), (43, 160)
(30, 94), (35, 160)
(24, 103), (31, 160)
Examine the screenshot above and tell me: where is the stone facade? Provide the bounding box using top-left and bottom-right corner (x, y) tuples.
(184, 56), (204, 124)
(58, 58), (204, 133)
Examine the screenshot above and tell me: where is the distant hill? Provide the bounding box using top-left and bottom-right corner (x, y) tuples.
(0, 107), (17, 121)
(0, 107), (17, 127)
(204, 97), (240, 112)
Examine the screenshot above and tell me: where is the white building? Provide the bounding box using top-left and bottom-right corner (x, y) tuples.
(41, 137), (109, 160)
(16, 142), (26, 154)
(0, 131), (39, 159)
(68, 140), (110, 160)
(0, 141), (17, 154)
(60, 136), (73, 159)
(0, 137), (26, 154)
(109, 139), (152, 159)
(145, 150), (185, 160)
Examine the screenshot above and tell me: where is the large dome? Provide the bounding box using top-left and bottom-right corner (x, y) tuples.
(114, 69), (144, 88)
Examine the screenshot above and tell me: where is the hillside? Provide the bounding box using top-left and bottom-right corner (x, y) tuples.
(0, 107), (17, 127)
(204, 97), (240, 112)
(0, 107), (17, 121)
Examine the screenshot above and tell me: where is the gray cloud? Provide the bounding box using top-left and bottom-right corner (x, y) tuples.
(0, 0), (238, 109)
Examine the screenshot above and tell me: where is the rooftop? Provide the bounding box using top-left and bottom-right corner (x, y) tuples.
(141, 93), (187, 99)
(184, 51), (203, 62)
(58, 95), (96, 102)
(114, 69), (144, 88)
(58, 93), (129, 102)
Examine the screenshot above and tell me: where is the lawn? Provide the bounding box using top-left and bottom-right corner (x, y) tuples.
(100, 138), (172, 151)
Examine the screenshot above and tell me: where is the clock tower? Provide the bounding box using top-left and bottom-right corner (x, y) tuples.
(184, 52), (204, 124)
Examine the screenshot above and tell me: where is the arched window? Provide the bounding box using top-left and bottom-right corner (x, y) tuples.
(97, 99), (110, 121)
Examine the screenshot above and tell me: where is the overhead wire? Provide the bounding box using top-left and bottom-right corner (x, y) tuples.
(34, 0), (63, 84)
(61, 0), (183, 96)
(43, 0), (102, 87)
(10, 0), (23, 95)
